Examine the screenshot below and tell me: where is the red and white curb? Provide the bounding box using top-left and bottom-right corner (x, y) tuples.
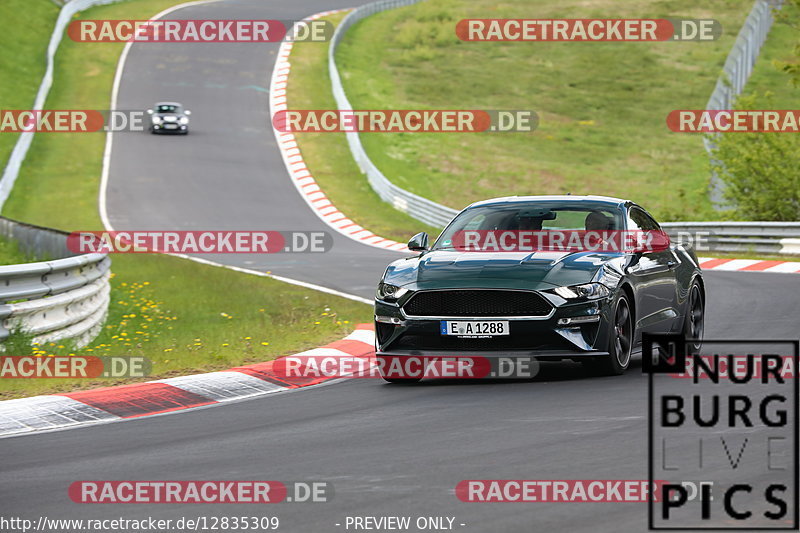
(698, 257), (800, 273)
(269, 10), (410, 254)
(0, 324), (376, 438)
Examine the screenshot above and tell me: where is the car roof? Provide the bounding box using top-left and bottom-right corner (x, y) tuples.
(154, 102), (183, 107)
(466, 195), (630, 210)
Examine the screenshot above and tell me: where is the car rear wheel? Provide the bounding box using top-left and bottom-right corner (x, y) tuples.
(583, 294), (633, 376)
(683, 281), (704, 354)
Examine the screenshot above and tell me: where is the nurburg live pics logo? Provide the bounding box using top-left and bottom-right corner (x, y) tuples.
(644, 334), (799, 530)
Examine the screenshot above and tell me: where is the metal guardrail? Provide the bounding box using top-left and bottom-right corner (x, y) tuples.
(704, 0), (781, 205)
(661, 221), (800, 256)
(0, 217), (111, 348)
(0, 0), (119, 347)
(705, 0), (779, 113)
(0, 0), (125, 211)
(329, 0), (459, 228)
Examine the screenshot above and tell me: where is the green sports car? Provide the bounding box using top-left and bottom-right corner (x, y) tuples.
(374, 195), (705, 382)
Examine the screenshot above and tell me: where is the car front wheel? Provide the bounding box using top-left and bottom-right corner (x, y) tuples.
(583, 294), (633, 376)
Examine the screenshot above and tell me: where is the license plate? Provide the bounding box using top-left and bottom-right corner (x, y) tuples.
(164, 123), (178, 129)
(440, 320), (509, 337)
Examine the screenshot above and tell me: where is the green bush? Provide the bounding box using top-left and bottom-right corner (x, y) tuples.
(710, 93), (800, 221)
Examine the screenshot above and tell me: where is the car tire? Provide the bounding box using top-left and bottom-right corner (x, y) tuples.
(682, 281), (704, 355)
(584, 294), (634, 376)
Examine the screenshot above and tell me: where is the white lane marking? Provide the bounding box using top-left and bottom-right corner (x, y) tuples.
(174, 254), (372, 305)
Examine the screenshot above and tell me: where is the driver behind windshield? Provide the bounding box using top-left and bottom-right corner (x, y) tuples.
(584, 211), (614, 231)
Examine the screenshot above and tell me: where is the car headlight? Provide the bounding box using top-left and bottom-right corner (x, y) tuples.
(376, 282), (408, 302)
(179, 116), (189, 125)
(152, 116), (162, 124)
(553, 283), (610, 300)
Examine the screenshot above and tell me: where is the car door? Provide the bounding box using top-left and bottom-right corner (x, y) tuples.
(626, 206), (680, 333)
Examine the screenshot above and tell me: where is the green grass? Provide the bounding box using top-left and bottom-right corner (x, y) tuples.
(3, 0), (194, 227)
(0, 0), (372, 399)
(0, 236), (34, 265)
(0, 0), (60, 169)
(320, 0), (756, 224)
(1, 255), (370, 399)
(289, 12), (441, 243)
(741, 1), (800, 106)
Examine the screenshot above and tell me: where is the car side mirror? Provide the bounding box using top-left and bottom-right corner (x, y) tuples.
(630, 230), (671, 254)
(146, 109), (153, 114)
(407, 232), (429, 252)
(184, 110), (191, 115)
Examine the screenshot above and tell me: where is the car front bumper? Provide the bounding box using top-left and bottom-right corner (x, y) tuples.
(374, 294), (615, 360)
(151, 123), (187, 133)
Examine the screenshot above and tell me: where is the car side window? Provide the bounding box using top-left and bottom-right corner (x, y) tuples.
(628, 207), (659, 231)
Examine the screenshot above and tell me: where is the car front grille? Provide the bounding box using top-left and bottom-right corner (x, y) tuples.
(402, 289), (552, 318)
(390, 333), (566, 351)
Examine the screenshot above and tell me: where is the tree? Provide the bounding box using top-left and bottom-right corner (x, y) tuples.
(710, 94), (800, 221)
(774, 0), (800, 86)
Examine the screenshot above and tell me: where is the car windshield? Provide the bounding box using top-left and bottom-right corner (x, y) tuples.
(433, 202), (623, 250)
(156, 104), (180, 113)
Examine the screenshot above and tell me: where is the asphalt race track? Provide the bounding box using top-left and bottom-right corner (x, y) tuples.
(2, 272), (799, 532)
(104, 0), (402, 299)
(2, 0), (799, 532)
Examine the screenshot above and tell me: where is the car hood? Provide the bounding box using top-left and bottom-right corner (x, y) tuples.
(384, 250), (626, 291)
